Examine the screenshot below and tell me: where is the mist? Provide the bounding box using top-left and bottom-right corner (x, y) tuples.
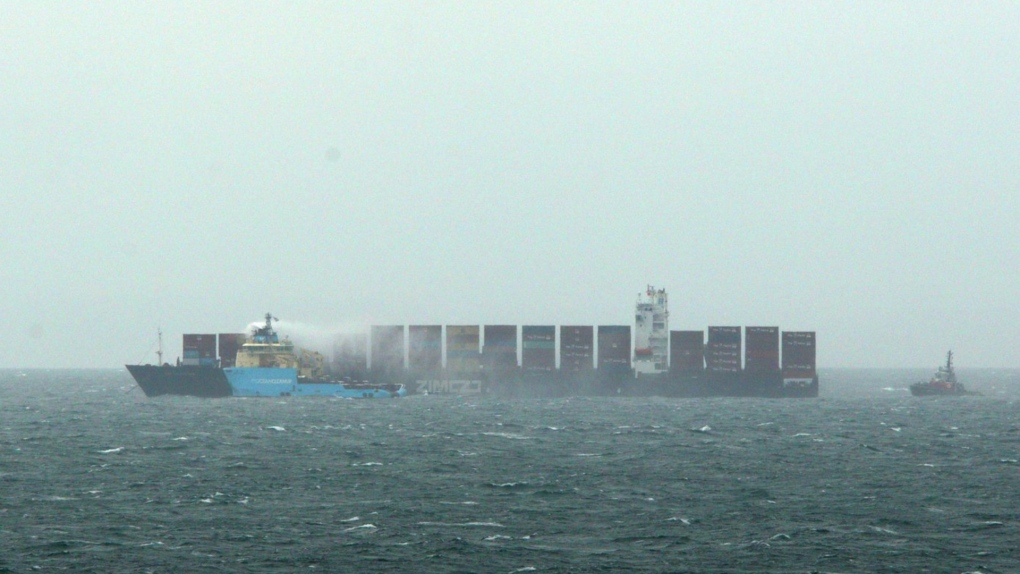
(248, 318), (369, 356)
(2, 2), (1018, 368)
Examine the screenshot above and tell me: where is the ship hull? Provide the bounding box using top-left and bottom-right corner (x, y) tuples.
(411, 370), (819, 398)
(128, 363), (816, 399)
(223, 367), (406, 398)
(909, 384), (974, 397)
(125, 364), (232, 398)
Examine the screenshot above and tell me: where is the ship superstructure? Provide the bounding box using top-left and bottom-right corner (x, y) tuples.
(233, 313), (329, 378)
(634, 286), (669, 375)
(234, 313), (298, 368)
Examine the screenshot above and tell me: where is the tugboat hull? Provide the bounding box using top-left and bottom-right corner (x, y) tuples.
(909, 384), (972, 397)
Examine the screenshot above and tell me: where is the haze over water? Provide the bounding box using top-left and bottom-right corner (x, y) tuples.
(3, 3), (1019, 369)
(4, 4), (1018, 569)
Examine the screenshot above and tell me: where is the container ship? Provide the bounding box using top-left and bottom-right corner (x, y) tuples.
(127, 287), (818, 399)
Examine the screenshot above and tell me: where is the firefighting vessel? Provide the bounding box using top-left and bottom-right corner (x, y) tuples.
(224, 314), (406, 398)
(909, 351), (975, 396)
(126, 316), (406, 398)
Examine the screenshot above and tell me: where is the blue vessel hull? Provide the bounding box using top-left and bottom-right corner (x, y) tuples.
(223, 367), (406, 398)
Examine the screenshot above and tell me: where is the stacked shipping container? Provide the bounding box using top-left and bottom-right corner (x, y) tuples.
(670, 330), (705, 372)
(217, 333), (246, 368)
(705, 327), (740, 372)
(560, 326), (594, 371)
(183, 334), (216, 367)
(333, 333), (368, 377)
(370, 326), (405, 373)
(183, 317), (812, 387)
(597, 325), (631, 372)
(447, 325), (480, 374)
(744, 327), (779, 372)
(408, 325), (442, 374)
(521, 326), (555, 371)
(782, 331), (817, 378)
(483, 325), (518, 371)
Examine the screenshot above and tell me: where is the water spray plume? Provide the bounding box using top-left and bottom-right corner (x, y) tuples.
(245, 316), (369, 354)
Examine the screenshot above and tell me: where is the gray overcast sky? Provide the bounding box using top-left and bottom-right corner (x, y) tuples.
(2, 2), (1017, 368)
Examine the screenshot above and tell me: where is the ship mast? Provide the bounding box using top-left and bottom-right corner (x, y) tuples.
(157, 328), (163, 366)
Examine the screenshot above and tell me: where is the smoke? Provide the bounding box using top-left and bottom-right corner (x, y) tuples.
(245, 318), (369, 355)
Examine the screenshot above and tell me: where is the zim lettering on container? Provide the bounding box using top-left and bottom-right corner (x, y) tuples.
(416, 380), (483, 394)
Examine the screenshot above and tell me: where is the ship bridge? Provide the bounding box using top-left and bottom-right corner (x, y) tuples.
(634, 286), (669, 375)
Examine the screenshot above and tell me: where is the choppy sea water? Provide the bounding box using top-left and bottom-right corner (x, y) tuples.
(2, 369), (1019, 573)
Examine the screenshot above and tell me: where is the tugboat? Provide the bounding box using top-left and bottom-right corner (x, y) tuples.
(223, 313), (406, 398)
(910, 351), (975, 396)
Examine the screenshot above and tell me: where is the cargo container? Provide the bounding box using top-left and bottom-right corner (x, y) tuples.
(670, 330), (705, 372)
(560, 325), (594, 371)
(370, 325), (405, 372)
(706, 326), (740, 372)
(598, 325), (631, 372)
(218, 333), (246, 368)
(745, 326), (779, 372)
(707, 326), (740, 343)
(483, 325), (518, 371)
(332, 332), (368, 377)
(183, 334), (216, 367)
(447, 325), (480, 374)
(408, 325), (442, 374)
(521, 325), (555, 371)
(183, 334), (216, 357)
(782, 331), (816, 377)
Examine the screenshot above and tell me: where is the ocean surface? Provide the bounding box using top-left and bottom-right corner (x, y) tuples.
(2, 368), (1019, 573)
